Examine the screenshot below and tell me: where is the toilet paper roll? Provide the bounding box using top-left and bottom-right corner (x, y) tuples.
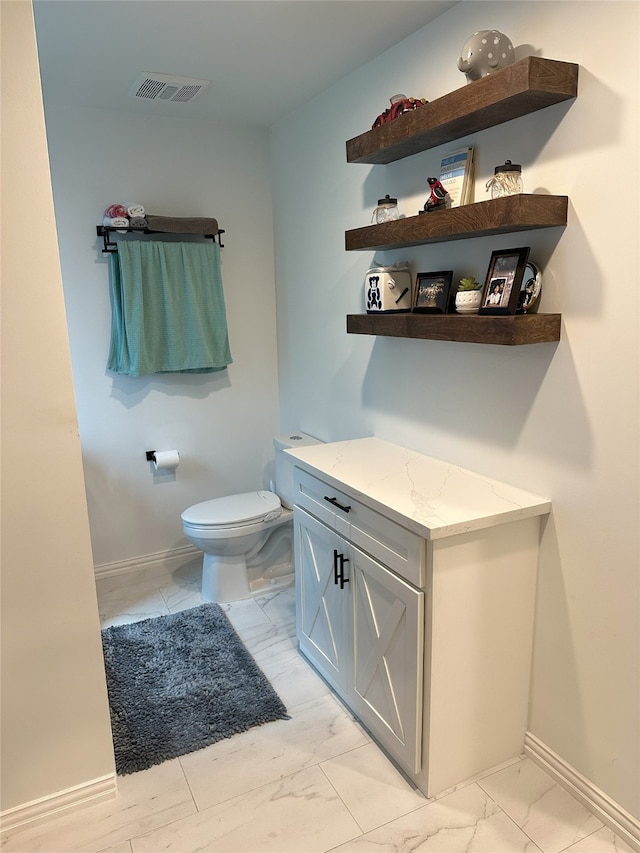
(153, 450), (180, 471)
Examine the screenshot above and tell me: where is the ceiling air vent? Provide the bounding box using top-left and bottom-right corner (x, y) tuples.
(130, 73), (211, 104)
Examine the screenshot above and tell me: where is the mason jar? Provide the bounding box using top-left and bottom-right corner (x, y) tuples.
(371, 195), (400, 224)
(486, 160), (523, 199)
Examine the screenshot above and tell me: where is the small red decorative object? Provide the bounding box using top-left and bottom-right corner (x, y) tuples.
(421, 177), (448, 213)
(372, 94), (428, 129)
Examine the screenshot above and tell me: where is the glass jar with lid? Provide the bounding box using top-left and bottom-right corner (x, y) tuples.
(486, 160), (523, 199)
(371, 194), (400, 224)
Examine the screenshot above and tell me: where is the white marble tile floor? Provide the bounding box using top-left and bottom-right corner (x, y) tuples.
(2, 562), (633, 853)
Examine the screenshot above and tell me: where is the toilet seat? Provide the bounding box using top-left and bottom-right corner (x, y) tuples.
(181, 490), (282, 529)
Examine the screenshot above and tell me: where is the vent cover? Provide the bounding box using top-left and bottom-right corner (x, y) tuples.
(130, 73), (211, 104)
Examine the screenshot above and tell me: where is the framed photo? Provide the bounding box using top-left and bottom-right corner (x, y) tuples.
(479, 247), (530, 315)
(413, 270), (453, 313)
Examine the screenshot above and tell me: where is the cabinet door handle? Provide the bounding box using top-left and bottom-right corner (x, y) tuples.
(333, 550), (350, 589)
(338, 555), (350, 590)
(333, 551), (349, 589)
(324, 496), (351, 513)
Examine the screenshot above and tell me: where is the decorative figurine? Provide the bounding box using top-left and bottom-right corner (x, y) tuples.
(372, 94), (428, 129)
(457, 30), (515, 83)
(419, 177), (448, 213)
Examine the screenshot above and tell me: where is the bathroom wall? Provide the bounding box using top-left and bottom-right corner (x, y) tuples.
(1, 0), (115, 813)
(41, 103), (281, 568)
(271, 0), (639, 823)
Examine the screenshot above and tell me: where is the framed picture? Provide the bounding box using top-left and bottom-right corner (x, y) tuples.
(413, 270), (453, 313)
(479, 247), (530, 315)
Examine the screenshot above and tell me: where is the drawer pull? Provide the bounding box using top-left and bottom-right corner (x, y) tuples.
(324, 495), (351, 514)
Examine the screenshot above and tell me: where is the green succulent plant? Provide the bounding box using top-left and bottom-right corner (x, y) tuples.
(458, 276), (481, 291)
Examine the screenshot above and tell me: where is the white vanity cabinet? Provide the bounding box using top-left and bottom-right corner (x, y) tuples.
(294, 482), (424, 774)
(288, 438), (551, 799)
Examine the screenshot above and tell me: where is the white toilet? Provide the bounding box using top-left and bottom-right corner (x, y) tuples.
(181, 432), (322, 603)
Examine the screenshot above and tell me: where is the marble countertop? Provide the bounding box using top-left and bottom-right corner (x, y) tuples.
(286, 437), (551, 540)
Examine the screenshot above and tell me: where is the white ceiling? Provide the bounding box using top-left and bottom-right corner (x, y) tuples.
(33, 0), (458, 128)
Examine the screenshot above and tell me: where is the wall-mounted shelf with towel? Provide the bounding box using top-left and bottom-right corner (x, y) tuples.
(97, 215), (225, 254)
(103, 219), (232, 377)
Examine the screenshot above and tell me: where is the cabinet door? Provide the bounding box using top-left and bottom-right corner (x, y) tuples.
(350, 547), (424, 775)
(294, 507), (349, 693)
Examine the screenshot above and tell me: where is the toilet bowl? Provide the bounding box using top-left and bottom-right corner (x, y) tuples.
(181, 432), (322, 603)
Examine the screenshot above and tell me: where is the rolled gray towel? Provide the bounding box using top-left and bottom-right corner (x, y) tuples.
(145, 214), (219, 235)
(129, 216), (148, 228)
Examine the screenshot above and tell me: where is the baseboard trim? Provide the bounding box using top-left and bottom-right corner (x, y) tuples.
(525, 732), (640, 851)
(94, 544), (200, 579)
(0, 773), (117, 832)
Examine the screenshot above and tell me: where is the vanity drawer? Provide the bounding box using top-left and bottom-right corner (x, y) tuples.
(293, 468), (425, 587)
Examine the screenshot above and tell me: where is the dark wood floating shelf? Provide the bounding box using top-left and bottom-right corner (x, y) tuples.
(346, 313), (562, 346)
(346, 57), (579, 164)
(345, 194), (568, 251)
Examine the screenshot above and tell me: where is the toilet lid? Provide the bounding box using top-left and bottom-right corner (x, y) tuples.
(181, 490), (282, 527)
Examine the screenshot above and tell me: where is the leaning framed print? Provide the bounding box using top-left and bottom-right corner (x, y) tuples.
(479, 247), (530, 315)
(413, 270), (453, 313)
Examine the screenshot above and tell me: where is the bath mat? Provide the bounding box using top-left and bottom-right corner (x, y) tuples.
(101, 603), (289, 775)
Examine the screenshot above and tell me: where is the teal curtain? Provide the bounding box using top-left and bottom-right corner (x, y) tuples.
(107, 240), (232, 377)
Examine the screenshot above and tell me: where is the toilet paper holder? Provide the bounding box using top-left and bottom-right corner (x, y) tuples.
(145, 449), (180, 470)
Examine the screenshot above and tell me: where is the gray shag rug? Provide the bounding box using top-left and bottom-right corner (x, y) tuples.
(101, 603), (289, 775)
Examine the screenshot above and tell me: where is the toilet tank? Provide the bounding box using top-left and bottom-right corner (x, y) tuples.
(274, 432), (323, 509)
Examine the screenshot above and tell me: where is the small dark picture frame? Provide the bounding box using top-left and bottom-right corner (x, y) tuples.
(479, 247), (530, 315)
(413, 270), (453, 313)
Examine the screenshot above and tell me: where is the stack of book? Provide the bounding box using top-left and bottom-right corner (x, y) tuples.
(439, 147), (475, 208)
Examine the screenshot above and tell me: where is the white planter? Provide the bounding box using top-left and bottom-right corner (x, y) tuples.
(455, 290), (482, 314)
